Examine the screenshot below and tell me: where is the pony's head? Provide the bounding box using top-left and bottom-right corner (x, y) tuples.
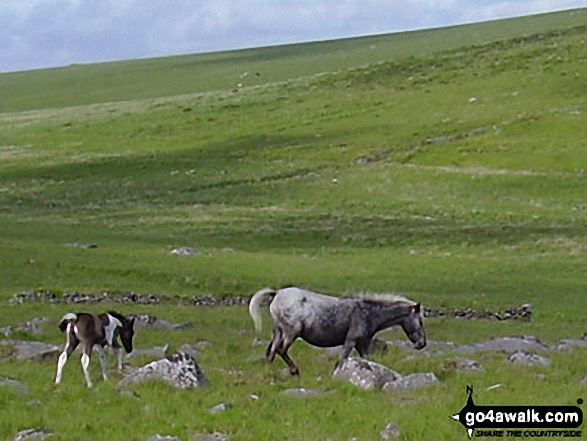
(400, 303), (426, 350)
(119, 316), (135, 353)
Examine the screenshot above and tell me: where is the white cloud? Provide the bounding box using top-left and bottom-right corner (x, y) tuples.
(0, 0), (586, 72)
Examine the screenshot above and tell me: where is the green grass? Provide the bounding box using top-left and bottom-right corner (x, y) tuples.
(1, 9), (587, 441)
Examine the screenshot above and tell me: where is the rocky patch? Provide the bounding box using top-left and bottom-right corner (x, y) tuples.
(13, 428), (53, 440)
(0, 317), (47, 337)
(190, 432), (229, 441)
(382, 373), (439, 391)
(147, 436), (180, 441)
(505, 351), (551, 367)
(0, 340), (60, 361)
(209, 401), (232, 414)
(118, 352), (208, 389)
(391, 334), (550, 355)
(380, 422), (400, 439)
(9, 290), (249, 306)
(170, 247), (200, 257)
(280, 387), (323, 397)
(424, 303), (532, 321)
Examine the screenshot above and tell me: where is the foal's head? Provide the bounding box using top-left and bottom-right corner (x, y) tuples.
(400, 303), (426, 350)
(110, 313), (135, 353)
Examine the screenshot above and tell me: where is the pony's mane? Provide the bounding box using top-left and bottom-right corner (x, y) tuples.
(107, 310), (129, 325)
(356, 292), (416, 305)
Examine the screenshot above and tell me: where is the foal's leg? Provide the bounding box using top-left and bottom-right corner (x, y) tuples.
(80, 344), (94, 388)
(55, 326), (79, 384)
(95, 344), (108, 380)
(112, 340), (123, 370)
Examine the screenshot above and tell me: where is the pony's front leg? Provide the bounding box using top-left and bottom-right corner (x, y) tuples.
(81, 348), (94, 388)
(112, 346), (123, 370)
(95, 345), (108, 380)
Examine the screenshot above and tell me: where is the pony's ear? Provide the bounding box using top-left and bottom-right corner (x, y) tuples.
(413, 303), (421, 314)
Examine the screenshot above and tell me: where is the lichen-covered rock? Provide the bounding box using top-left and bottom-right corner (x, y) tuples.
(118, 352), (208, 389)
(209, 401), (232, 414)
(0, 340), (60, 361)
(505, 351), (551, 367)
(280, 387), (322, 397)
(380, 422), (400, 439)
(382, 373), (438, 391)
(147, 436), (181, 441)
(332, 357), (401, 390)
(14, 428), (53, 440)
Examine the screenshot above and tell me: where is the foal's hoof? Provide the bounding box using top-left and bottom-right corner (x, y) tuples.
(290, 367), (300, 376)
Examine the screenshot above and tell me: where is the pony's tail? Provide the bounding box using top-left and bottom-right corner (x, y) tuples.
(249, 288), (276, 333)
(58, 313), (77, 332)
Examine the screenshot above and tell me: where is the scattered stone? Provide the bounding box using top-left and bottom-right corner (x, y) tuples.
(0, 376), (29, 395)
(383, 373), (438, 391)
(194, 340), (211, 350)
(555, 334), (587, 351)
(14, 429), (53, 440)
(486, 383), (503, 391)
(332, 357), (402, 390)
(147, 436), (181, 441)
(190, 432), (229, 441)
(380, 422), (401, 439)
(128, 344), (169, 359)
(171, 247), (200, 257)
(209, 401), (232, 414)
(66, 242), (97, 249)
(118, 352), (208, 389)
(280, 387), (322, 397)
(131, 314), (193, 330)
(505, 351), (551, 367)
(0, 340), (60, 361)
(451, 357), (483, 372)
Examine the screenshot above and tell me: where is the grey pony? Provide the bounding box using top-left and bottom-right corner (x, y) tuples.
(249, 286), (426, 375)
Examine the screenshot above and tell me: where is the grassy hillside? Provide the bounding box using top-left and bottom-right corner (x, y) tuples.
(0, 10), (586, 441)
(1, 8), (586, 112)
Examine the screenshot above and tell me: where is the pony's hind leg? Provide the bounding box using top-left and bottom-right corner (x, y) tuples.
(81, 345), (94, 388)
(55, 325), (79, 384)
(277, 335), (300, 376)
(266, 326), (283, 363)
(95, 345), (108, 380)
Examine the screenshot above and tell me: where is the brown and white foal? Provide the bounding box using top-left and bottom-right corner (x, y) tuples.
(55, 311), (135, 388)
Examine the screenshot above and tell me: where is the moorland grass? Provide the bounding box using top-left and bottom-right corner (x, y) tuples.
(0, 11), (586, 441)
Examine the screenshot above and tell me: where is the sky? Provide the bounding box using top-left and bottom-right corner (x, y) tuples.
(1, 0), (586, 73)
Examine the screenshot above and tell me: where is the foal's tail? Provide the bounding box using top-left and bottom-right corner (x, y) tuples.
(249, 288), (276, 333)
(58, 313), (77, 332)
